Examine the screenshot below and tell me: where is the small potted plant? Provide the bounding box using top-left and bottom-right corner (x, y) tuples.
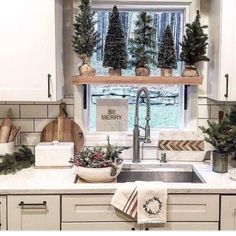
(69, 136), (128, 182)
(72, 0), (99, 76)
(199, 107), (236, 173)
(179, 10), (209, 77)
(129, 12), (157, 76)
(157, 25), (177, 77)
(103, 5), (128, 76)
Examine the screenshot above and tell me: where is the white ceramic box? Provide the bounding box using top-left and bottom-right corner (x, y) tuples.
(35, 141), (74, 167)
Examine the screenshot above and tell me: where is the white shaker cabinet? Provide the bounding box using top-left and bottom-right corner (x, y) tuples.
(8, 195), (60, 230)
(0, 0), (64, 101)
(221, 195), (236, 230)
(0, 196), (7, 230)
(208, 0), (236, 101)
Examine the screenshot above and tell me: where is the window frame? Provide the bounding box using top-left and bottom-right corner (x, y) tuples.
(73, 0), (200, 146)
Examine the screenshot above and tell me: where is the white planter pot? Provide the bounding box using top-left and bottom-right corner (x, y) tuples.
(74, 162), (123, 183)
(0, 142), (14, 155)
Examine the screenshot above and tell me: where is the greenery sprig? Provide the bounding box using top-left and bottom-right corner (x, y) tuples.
(0, 146), (34, 175)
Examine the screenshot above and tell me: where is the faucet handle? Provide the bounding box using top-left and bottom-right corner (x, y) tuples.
(144, 125), (151, 143)
(160, 153), (167, 163)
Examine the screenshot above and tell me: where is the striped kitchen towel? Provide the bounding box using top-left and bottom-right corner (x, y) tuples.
(111, 181), (167, 224)
(111, 183), (138, 218)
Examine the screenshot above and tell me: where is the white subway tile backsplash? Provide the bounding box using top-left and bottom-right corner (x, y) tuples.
(12, 119), (34, 132)
(20, 133), (41, 146)
(0, 105), (19, 118)
(211, 105), (224, 119)
(48, 104), (74, 118)
(20, 105), (47, 118)
(34, 119), (54, 132)
(198, 105), (211, 119)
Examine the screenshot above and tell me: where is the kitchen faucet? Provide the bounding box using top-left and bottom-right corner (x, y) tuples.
(133, 87), (151, 163)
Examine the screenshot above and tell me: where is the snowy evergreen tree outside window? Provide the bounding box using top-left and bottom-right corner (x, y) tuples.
(89, 10), (185, 130)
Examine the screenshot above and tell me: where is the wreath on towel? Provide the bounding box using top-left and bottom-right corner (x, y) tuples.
(143, 196), (163, 215)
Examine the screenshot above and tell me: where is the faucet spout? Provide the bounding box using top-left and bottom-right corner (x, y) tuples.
(133, 87), (151, 163)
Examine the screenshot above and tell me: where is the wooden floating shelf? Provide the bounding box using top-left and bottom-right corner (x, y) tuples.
(72, 75), (203, 85)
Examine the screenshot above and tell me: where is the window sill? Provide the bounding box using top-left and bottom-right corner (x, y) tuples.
(84, 129), (202, 147)
(72, 75), (203, 85)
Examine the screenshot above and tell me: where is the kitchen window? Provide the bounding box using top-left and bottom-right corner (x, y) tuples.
(88, 8), (185, 131)
(74, 1), (199, 137)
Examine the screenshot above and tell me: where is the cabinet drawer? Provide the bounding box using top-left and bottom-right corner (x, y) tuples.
(62, 194), (219, 223)
(145, 222), (218, 231)
(167, 194), (219, 222)
(62, 222), (138, 230)
(62, 194), (133, 222)
(8, 195), (60, 230)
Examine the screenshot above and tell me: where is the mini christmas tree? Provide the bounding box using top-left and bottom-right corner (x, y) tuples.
(180, 10), (209, 65)
(157, 25), (177, 70)
(103, 5), (128, 71)
(72, 0), (98, 58)
(129, 12), (157, 69)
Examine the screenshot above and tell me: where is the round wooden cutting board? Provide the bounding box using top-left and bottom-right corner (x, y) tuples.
(40, 103), (84, 154)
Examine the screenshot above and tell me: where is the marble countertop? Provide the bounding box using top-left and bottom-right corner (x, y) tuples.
(0, 160), (236, 194)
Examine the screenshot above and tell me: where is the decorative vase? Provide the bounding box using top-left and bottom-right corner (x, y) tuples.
(135, 67), (150, 76)
(161, 68), (173, 77)
(212, 151), (228, 173)
(78, 54), (96, 76)
(181, 64), (199, 77)
(74, 162), (123, 183)
(109, 68), (121, 76)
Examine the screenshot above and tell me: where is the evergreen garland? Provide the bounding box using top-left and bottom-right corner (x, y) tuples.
(72, 0), (98, 58)
(129, 12), (157, 68)
(157, 25), (177, 69)
(0, 146), (34, 175)
(103, 5), (128, 69)
(180, 10), (209, 65)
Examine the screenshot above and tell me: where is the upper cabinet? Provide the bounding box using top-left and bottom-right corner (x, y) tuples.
(208, 0), (236, 101)
(0, 0), (64, 102)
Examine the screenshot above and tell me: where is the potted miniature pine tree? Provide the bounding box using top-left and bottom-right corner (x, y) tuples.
(72, 0), (98, 76)
(157, 25), (177, 77)
(199, 107), (236, 173)
(103, 5), (128, 76)
(180, 10), (209, 77)
(129, 12), (157, 76)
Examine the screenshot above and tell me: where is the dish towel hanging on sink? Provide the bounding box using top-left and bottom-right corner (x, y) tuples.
(111, 181), (167, 224)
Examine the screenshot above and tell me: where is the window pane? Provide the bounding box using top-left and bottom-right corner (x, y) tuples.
(89, 10), (184, 131)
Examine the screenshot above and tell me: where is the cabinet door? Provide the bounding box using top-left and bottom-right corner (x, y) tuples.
(0, 0), (63, 101)
(221, 195), (236, 230)
(208, 0), (236, 101)
(8, 195), (60, 230)
(0, 196), (7, 230)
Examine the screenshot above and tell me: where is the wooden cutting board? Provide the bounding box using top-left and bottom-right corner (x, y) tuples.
(40, 103), (84, 153)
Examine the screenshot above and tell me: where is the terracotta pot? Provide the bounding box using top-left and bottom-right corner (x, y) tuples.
(212, 151), (228, 173)
(135, 67), (150, 76)
(109, 68), (121, 76)
(161, 68), (173, 77)
(78, 54), (96, 76)
(181, 64), (199, 77)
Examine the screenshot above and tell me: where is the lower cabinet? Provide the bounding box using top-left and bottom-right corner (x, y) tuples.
(221, 195), (236, 230)
(8, 195), (60, 230)
(0, 196), (7, 230)
(61, 194), (219, 231)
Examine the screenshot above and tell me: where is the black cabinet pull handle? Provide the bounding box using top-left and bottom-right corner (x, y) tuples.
(19, 201), (47, 209)
(83, 84), (87, 110)
(48, 74), (52, 98)
(145, 228), (149, 230)
(131, 227), (135, 230)
(224, 74), (229, 98)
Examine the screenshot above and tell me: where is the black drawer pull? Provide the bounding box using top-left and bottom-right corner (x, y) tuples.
(224, 74), (229, 98)
(48, 74), (52, 98)
(145, 228), (149, 230)
(19, 201), (47, 209)
(131, 227), (135, 230)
